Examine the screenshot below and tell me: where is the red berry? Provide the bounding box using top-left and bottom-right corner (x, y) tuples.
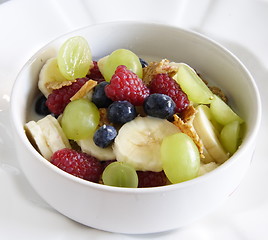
(51, 148), (103, 182)
(46, 77), (89, 115)
(137, 171), (167, 188)
(149, 74), (189, 113)
(87, 61), (105, 83)
(105, 65), (150, 106)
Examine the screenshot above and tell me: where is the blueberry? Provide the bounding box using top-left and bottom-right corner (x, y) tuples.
(35, 95), (51, 116)
(92, 81), (113, 108)
(139, 58), (148, 68)
(93, 125), (117, 148)
(107, 101), (137, 124)
(143, 93), (175, 119)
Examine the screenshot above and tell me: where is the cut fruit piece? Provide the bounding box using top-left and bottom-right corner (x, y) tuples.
(161, 133), (200, 184)
(193, 105), (229, 164)
(175, 64), (214, 104)
(102, 161), (138, 188)
(61, 99), (100, 140)
(198, 161), (219, 176)
(37, 115), (71, 155)
(38, 58), (72, 97)
(57, 36), (92, 80)
(198, 104), (222, 133)
(210, 94), (244, 126)
(202, 147), (214, 164)
(77, 136), (116, 161)
(44, 115), (71, 149)
(97, 55), (109, 79)
(24, 121), (53, 160)
(113, 116), (181, 172)
(99, 49), (143, 82)
(220, 120), (241, 154)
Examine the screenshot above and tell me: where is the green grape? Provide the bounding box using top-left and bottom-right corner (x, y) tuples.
(210, 95), (244, 126)
(161, 133), (200, 184)
(102, 162), (138, 188)
(97, 55), (108, 78)
(99, 49), (143, 82)
(61, 99), (100, 140)
(220, 120), (241, 154)
(57, 36), (92, 80)
(175, 64), (214, 104)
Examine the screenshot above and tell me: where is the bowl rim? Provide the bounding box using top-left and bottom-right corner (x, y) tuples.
(10, 20), (262, 194)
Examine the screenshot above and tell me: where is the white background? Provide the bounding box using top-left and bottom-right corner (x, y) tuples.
(0, 0), (267, 239)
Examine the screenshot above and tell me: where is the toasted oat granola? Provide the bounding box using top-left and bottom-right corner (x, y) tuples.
(70, 80), (97, 101)
(143, 59), (178, 85)
(173, 105), (204, 158)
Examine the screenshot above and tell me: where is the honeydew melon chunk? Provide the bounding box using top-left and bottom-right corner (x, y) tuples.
(175, 64), (214, 104)
(210, 95), (244, 126)
(220, 120), (241, 154)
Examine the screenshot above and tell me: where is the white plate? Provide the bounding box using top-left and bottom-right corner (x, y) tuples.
(0, 0), (268, 239)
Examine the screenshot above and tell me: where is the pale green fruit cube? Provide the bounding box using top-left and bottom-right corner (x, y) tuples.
(175, 64), (214, 104)
(220, 120), (241, 154)
(210, 95), (244, 126)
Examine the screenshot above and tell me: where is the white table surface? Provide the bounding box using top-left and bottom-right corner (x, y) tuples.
(0, 0), (267, 239)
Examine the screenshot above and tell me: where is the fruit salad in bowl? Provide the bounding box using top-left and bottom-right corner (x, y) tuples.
(10, 22), (261, 234)
(24, 35), (245, 188)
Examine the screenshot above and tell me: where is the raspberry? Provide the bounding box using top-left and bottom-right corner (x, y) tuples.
(51, 148), (103, 182)
(137, 171), (167, 188)
(46, 77), (89, 115)
(149, 74), (189, 113)
(87, 61), (105, 83)
(105, 65), (150, 106)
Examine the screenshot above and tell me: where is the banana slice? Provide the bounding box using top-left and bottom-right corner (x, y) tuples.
(37, 115), (71, 154)
(202, 147), (214, 164)
(24, 121), (53, 160)
(193, 105), (229, 164)
(46, 115), (71, 149)
(77, 137), (115, 161)
(113, 116), (181, 172)
(198, 161), (219, 176)
(38, 57), (74, 97)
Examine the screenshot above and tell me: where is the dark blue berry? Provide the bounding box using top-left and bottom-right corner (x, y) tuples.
(143, 93), (175, 119)
(139, 58), (148, 68)
(107, 101), (137, 124)
(35, 95), (51, 116)
(93, 125), (117, 148)
(92, 81), (113, 108)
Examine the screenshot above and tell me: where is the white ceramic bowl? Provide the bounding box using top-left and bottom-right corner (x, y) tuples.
(10, 22), (261, 234)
